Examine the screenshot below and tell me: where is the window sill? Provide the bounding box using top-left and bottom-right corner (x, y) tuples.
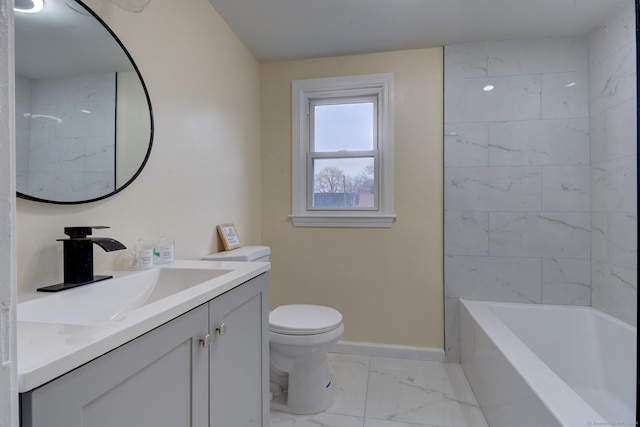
(289, 214), (396, 228)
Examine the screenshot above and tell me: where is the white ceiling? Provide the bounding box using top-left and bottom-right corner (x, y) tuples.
(208, 0), (631, 63)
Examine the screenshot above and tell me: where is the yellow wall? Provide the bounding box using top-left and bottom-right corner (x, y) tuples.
(261, 49), (444, 349)
(16, 0), (262, 291)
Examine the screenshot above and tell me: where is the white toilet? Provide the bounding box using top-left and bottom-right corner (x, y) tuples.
(202, 246), (344, 415)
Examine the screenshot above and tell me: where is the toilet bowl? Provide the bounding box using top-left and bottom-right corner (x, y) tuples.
(269, 304), (344, 414)
(202, 246), (344, 415)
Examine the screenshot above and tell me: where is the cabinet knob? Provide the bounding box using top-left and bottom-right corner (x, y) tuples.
(216, 323), (227, 335)
(200, 334), (212, 348)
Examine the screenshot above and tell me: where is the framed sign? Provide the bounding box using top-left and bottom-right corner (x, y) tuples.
(216, 223), (241, 250)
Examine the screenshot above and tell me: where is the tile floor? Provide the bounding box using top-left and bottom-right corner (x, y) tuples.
(269, 353), (490, 427)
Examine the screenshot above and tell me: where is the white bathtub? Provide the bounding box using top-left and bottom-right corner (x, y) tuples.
(460, 299), (636, 427)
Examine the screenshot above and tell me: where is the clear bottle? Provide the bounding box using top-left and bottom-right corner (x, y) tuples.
(135, 239), (154, 270)
(153, 235), (174, 264)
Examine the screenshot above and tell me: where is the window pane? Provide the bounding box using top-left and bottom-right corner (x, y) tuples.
(313, 102), (374, 152)
(312, 157), (375, 208)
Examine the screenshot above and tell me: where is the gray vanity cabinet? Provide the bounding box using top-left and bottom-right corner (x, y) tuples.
(20, 273), (269, 427)
(209, 273), (269, 426)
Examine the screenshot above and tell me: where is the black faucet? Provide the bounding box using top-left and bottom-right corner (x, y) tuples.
(38, 226), (127, 292)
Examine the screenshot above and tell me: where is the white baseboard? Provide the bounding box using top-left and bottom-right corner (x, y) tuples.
(332, 340), (445, 362)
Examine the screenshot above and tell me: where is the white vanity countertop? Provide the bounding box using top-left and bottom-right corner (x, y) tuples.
(17, 260), (270, 393)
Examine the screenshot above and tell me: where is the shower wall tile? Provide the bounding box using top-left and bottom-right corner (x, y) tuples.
(591, 156), (637, 214)
(444, 42), (489, 79)
(444, 211), (489, 256)
(588, 25), (607, 67)
(606, 212), (637, 270)
(590, 110), (607, 164)
(542, 165), (590, 211)
(19, 72), (116, 202)
(445, 166), (541, 212)
(592, 260), (637, 325)
(488, 118), (589, 166)
(541, 71), (589, 119)
(487, 37), (588, 76)
(444, 123), (489, 167)
(444, 75), (541, 123)
(87, 136), (116, 172)
(445, 255), (542, 303)
(589, 42), (636, 115)
(542, 258), (591, 306)
(590, 212), (608, 263)
(587, 0), (636, 327)
(489, 212), (590, 259)
(606, 98), (637, 160)
(444, 36), (594, 361)
(604, 0), (636, 57)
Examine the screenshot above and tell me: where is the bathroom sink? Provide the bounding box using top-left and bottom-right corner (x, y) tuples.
(18, 267), (231, 326)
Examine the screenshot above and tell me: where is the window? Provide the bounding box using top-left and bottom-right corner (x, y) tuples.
(291, 73), (395, 227)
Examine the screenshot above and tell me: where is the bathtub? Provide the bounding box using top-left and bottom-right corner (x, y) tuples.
(460, 299), (636, 427)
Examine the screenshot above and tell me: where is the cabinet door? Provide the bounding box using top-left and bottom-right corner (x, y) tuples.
(209, 273), (269, 427)
(21, 304), (209, 427)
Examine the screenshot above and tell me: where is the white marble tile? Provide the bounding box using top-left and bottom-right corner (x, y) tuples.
(590, 212), (608, 263)
(444, 211), (489, 256)
(445, 255), (542, 303)
(605, 1), (636, 55)
(588, 23), (607, 66)
(445, 166), (541, 212)
(444, 42), (489, 79)
(589, 42), (636, 116)
(270, 411), (364, 427)
(86, 137), (116, 173)
(606, 98), (637, 161)
(487, 37), (587, 76)
(542, 258), (591, 305)
(590, 110), (607, 164)
(489, 212), (590, 259)
(365, 358), (487, 427)
(364, 419), (427, 427)
(444, 75), (540, 123)
(52, 171), (114, 202)
(591, 156), (637, 213)
(542, 165), (590, 212)
(26, 172), (55, 200)
(591, 260), (637, 326)
(270, 355), (486, 427)
(327, 354), (370, 417)
(541, 71), (589, 119)
(444, 123), (489, 167)
(488, 118), (589, 166)
(607, 212), (638, 269)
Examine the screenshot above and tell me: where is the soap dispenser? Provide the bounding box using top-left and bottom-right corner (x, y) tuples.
(153, 236), (174, 265)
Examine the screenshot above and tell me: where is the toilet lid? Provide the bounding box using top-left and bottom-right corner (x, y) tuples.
(269, 305), (343, 335)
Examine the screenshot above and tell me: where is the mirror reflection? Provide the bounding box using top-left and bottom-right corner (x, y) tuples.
(15, 0), (153, 204)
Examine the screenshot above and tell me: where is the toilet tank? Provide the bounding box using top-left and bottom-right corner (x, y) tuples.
(202, 245), (270, 262)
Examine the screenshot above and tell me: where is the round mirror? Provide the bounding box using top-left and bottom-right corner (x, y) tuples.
(15, 0), (153, 204)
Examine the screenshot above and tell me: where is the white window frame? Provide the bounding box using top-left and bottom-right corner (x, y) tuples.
(290, 73), (395, 228)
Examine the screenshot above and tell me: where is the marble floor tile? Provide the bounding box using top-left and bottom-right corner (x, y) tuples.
(270, 354), (488, 427)
(327, 353), (370, 417)
(269, 411), (365, 426)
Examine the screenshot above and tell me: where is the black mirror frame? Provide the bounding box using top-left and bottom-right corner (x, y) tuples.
(16, 0), (154, 205)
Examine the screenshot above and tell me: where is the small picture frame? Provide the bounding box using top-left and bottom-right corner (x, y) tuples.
(217, 223), (241, 251)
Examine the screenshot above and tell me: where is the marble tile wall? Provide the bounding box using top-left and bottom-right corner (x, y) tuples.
(16, 72), (116, 201)
(444, 2), (637, 362)
(589, 1), (637, 326)
(444, 36), (592, 361)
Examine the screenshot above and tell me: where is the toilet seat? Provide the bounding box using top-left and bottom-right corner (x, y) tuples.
(270, 304), (342, 335)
